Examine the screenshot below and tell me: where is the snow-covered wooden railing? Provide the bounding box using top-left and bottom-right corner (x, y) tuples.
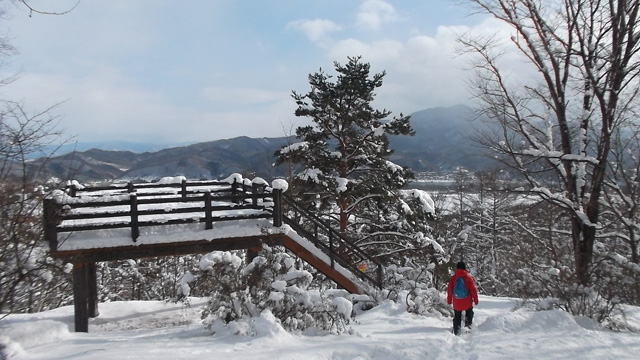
(43, 175), (380, 290)
(43, 175), (276, 252)
(280, 193), (383, 290)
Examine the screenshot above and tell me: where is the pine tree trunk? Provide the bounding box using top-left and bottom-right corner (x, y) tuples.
(340, 210), (348, 233)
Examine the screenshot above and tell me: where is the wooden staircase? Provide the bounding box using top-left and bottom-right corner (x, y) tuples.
(279, 193), (382, 294)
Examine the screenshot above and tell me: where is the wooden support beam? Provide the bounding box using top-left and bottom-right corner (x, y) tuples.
(51, 235), (284, 264)
(73, 263), (89, 332)
(87, 262), (99, 318)
(282, 236), (362, 294)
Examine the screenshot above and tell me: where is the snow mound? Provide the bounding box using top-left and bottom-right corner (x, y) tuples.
(210, 310), (293, 342)
(1, 317), (70, 358)
(478, 309), (586, 333)
(253, 310), (293, 341)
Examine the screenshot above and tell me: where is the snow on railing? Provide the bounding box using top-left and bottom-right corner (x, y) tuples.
(44, 174), (281, 249)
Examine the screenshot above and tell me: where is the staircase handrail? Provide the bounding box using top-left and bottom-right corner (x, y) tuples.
(279, 192), (383, 289)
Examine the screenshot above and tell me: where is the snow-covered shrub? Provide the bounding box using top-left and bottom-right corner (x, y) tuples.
(381, 264), (450, 317)
(199, 246), (353, 334)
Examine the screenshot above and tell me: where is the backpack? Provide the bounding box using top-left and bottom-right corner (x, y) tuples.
(453, 276), (468, 299)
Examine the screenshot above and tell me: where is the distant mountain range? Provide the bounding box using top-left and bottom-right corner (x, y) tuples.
(39, 105), (495, 183)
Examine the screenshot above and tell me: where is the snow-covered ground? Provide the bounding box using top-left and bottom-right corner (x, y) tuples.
(2, 295), (639, 359)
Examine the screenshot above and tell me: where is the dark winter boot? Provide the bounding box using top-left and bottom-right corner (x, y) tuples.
(464, 307), (474, 328)
(453, 310), (463, 335)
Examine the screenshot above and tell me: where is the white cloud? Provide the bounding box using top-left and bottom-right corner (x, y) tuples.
(355, 0), (401, 31)
(287, 19), (343, 42)
(2, 63), (305, 144)
(201, 87), (289, 106)
(195, 99), (298, 141)
(0, 1), (524, 145)
(315, 15), (539, 115)
(329, 38), (403, 64)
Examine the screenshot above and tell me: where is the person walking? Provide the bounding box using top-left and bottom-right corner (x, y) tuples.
(447, 261), (479, 335)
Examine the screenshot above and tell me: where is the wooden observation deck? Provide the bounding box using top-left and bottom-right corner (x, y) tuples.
(43, 174), (382, 332)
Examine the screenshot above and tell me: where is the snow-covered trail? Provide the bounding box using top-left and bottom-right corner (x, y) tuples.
(3, 296), (639, 359)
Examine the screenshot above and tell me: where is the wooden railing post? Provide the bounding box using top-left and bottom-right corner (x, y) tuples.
(231, 179), (240, 204)
(204, 191), (213, 230)
(43, 198), (61, 252)
(329, 230), (335, 268)
(130, 194), (139, 242)
(251, 183), (260, 207)
(127, 182), (135, 193)
(181, 179), (187, 198)
(272, 188), (282, 227)
(314, 223), (318, 246)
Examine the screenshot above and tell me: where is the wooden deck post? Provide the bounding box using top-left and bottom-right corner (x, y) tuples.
(87, 262), (99, 318)
(73, 263), (89, 332)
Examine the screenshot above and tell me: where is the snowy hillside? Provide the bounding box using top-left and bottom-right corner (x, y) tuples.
(2, 295), (639, 359)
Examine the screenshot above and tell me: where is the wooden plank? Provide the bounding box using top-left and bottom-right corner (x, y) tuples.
(62, 192), (270, 209)
(61, 203), (267, 221)
(57, 212), (272, 232)
(50, 234), (285, 263)
(70, 180), (231, 195)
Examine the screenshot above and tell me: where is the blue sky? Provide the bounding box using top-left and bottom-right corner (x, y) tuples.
(0, 0), (499, 145)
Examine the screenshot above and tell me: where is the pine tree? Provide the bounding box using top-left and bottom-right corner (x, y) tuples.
(276, 56), (440, 264)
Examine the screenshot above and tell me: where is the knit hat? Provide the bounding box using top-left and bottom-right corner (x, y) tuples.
(456, 261), (466, 270)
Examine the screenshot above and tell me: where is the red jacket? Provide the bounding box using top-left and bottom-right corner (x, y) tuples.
(447, 269), (479, 311)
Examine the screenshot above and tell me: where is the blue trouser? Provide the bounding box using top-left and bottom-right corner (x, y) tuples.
(453, 306), (474, 335)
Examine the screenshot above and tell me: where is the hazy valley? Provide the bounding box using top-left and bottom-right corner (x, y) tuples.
(40, 105), (493, 183)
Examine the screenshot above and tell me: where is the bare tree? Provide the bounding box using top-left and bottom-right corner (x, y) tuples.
(460, 0), (640, 287)
(600, 123), (640, 304)
(0, 101), (72, 314)
(0, 1), (76, 314)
